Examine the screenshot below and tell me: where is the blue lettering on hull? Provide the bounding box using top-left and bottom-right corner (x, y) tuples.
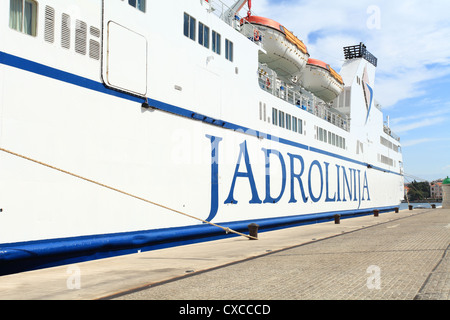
(206, 135), (371, 222)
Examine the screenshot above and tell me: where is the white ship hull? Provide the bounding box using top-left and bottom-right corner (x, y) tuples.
(0, 0), (403, 275)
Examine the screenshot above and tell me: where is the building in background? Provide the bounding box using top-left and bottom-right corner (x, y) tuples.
(430, 180), (443, 200)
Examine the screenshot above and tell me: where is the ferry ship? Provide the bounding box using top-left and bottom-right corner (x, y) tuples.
(0, 0), (404, 275)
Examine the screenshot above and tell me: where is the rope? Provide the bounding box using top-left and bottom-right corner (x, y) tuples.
(403, 174), (434, 207)
(0, 147), (257, 240)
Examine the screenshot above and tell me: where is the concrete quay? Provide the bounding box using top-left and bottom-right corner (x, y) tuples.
(0, 207), (448, 300)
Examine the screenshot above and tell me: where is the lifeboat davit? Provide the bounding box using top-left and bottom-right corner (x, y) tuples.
(241, 15), (310, 83)
(300, 58), (345, 103)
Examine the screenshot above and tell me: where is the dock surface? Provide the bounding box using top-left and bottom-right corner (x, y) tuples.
(0, 208), (448, 300)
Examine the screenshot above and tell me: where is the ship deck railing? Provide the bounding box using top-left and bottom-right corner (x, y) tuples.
(383, 125), (401, 142)
(258, 65), (351, 132)
(205, 0), (350, 132)
(206, 0), (263, 38)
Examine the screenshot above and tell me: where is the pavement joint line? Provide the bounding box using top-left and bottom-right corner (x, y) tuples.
(97, 209), (434, 300)
(2, 208), (446, 300)
(413, 243), (450, 300)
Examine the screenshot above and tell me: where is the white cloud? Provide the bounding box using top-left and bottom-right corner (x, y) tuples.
(389, 104), (450, 135)
(238, 0), (450, 108)
(220, 0), (450, 180)
(390, 107), (450, 125)
(393, 117), (446, 134)
(402, 138), (436, 148)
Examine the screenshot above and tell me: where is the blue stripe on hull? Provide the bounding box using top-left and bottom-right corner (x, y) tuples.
(0, 51), (401, 176)
(0, 51), (402, 274)
(0, 206), (397, 276)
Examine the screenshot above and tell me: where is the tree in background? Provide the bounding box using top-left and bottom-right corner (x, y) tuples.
(407, 180), (430, 201)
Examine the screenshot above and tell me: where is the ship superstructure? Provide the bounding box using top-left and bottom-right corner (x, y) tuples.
(0, 0), (403, 275)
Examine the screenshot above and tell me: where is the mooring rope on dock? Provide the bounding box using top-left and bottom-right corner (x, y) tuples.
(0, 147), (257, 240)
(403, 173), (435, 207)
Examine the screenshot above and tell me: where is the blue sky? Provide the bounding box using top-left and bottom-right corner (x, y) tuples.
(231, 0), (450, 182)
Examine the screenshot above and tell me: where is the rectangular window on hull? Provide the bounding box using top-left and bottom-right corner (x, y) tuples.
(286, 114), (291, 130)
(225, 39), (233, 62)
(212, 30), (221, 54)
(198, 22), (209, 48)
(278, 110), (285, 128)
(128, 0), (146, 12)
(183, 13), (196, 41)
(272, 108), (278, 126)
(9, 0), (37, 36)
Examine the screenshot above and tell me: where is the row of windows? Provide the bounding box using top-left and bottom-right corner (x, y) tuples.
(380, 136), (400, 153)
(9, 0), (144, 39)
(261, 104), (348, 153)
(272, 108), (303, 135)
(315, 126), (346, 150)
(183, 13), (234, 62)
(9, 1), (101, 61)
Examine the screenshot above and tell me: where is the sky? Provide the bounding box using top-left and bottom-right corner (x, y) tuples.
(227, 0), (450, 182)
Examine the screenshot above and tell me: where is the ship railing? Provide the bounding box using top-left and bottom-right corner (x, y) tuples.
(205, 0), (350, 132)
(383, 125), (401, 142)
(258, 65), (350, 132)
(205, 0), (243, 26)
(205, 0), (263, 43)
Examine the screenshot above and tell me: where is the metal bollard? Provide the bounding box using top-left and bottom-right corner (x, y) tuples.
(394, 207), (399, 213)
(409, 205), (413, 211)
(374, 209), (379, 217)
(431, 204), (436, 209)
(248, 223), (259, 240)
(334, 214), (341, 224)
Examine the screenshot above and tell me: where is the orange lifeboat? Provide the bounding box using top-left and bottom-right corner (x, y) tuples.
(300, 58), (344, 103)
(241, 15), (309, 82)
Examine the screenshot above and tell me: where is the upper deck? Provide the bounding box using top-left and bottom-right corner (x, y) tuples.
(203, 0), (351, 132)
(1, 0), (400, 152)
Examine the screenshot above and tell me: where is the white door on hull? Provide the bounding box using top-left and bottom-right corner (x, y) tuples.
(105, 21), (147, 96)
